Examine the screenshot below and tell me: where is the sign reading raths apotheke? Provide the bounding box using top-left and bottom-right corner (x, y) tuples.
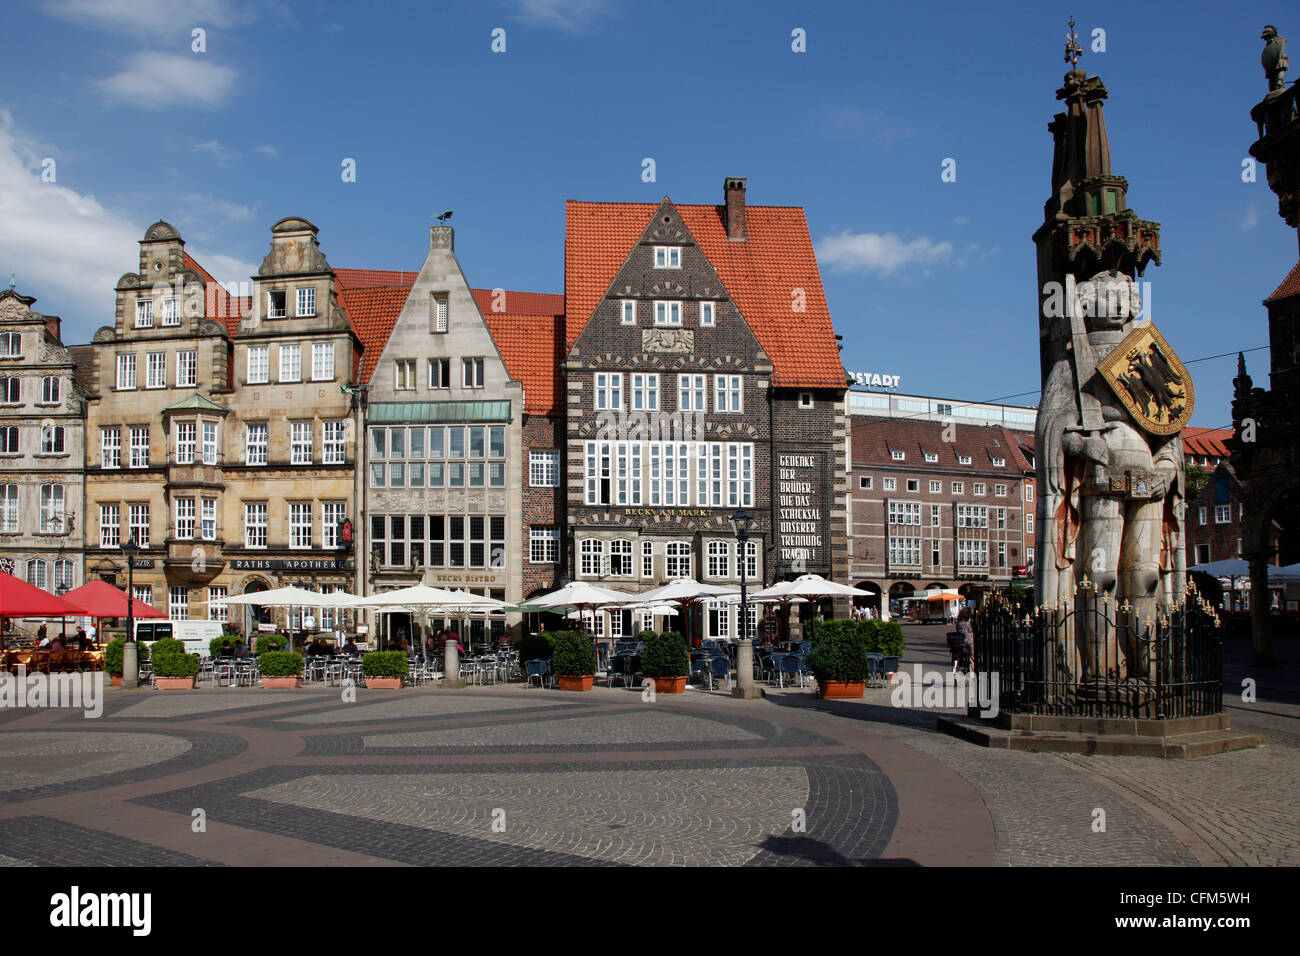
(776, 451), (825, 566)
(231, 557), (354, 571)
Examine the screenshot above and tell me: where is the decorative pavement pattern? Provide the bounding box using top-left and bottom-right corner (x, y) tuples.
(0, 627), (1294, 867)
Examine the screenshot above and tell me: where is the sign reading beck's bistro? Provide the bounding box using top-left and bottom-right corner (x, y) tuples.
(777, 452), (824, 565)
(232, 557), (353, 571)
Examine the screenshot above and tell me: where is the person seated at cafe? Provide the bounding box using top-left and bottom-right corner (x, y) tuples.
(218, 639), (234, 657)
(341, 637), (358, 655)
(232, 639), (250, 658)
(49, 634), (65, 651)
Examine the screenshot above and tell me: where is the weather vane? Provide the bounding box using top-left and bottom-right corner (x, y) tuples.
(1065, 16), (1082, 67)
(7, 272), (13, 291)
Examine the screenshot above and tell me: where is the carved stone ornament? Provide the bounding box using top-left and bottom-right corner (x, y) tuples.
(0, 299), (27, 322)
(642, 328), (694, 353)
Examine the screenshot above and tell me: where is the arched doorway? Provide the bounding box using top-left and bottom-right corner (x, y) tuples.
(888, 581), (915, 619)
(241, 579), (271, 642)
(852, 581), (882, 617)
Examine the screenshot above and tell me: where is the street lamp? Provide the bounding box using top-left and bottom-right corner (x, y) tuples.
(121, 537), (140, 689)
(730, 508), (760, 699)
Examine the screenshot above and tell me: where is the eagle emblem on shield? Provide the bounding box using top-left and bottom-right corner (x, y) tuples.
(1097, 323), (1195, 436)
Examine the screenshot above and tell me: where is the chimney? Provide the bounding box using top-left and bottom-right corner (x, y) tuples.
(44, 315), (62, 343)
(724, 177), (747, 240)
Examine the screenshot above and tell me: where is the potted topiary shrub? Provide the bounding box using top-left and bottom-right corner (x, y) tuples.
(640, 630), (689, 693)
(150, 638), (199, 690)
(808, 622), (871, 698)
(258, 650), (305, 689)
(361, 650), (408, 689)
(551, 630), (595, 691)
(104, 637), (149, 687)
(253, 633), (286, 654)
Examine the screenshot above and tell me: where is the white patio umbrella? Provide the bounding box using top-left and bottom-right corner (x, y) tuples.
(347, 584), (469, 657)
(632, 578), (739, 643)
(515, 581), (638, 638)
(223, 585), (344, 648)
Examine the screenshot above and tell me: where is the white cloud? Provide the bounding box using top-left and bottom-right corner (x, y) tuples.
(188, 250), (257, 290)
(509, 0), (609, 31)
(952, 216), (969, 226)
(193, 139), (240, 164)
(180, 192), (254, 222)
(97, 53), (238, 110)
(252, 144), (279, 158)
(41, 0), (255, 38)
(1242, 204), (1259, 231)
(0, 110), (256, 341)
(0, 109), (140, 335)
(817, 230), (953, 277)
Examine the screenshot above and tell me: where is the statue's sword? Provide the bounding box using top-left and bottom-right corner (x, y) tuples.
(1062, 274), (1113, 492)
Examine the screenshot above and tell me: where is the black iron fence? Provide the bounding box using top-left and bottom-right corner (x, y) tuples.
(974, 586), (1223, 719)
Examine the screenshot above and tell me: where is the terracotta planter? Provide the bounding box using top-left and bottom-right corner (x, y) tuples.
(154, 676), (196, 691)
(261, 676), (301, 689)
(110, 674), (123, 687)
(557, 675), (594, 692)
(646, 675), (687, 694)
(818, 679), (865, 699)
(365, 676), (404, 689)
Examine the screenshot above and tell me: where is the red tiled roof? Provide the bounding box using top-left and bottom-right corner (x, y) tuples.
(565, 200), (846, 388)
(851, 417), (1026, 471)
(472, 289), (564, 317)
(484, 312), (565, 415)
(1265, 260), (1300, 303)
(336, 285), (413, 384)
(1182, 426), (1232, 459)
(333, 268), (420, 289)
(183, 253), (250, 336)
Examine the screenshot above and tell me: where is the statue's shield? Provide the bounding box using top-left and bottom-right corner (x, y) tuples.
(1097, 323), (1195, 436)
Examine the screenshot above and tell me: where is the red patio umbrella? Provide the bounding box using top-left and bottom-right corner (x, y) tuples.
(0, 571), (87, 651)
(60, 580), (166, 620)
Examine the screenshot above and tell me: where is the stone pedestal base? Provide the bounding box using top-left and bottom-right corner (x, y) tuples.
(937, 711), (1264, 758)
(730, 685), (765, 700)
(440, 678), (468, 688)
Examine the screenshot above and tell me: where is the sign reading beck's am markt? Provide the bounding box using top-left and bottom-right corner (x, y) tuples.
(777, 452), (823, 565)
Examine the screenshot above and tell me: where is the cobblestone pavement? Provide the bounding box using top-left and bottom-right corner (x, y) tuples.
(0, 627), (1294, 867)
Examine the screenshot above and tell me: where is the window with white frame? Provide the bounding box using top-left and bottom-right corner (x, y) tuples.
(595, 372), (622, 410)
(297, 287), (316, 317)
(1025, 485), (1034, 502)
(530, 527), (559, 564)
(131, 426), (150, 468)
(99, 504), (119, 547)
(245, 423), (268, 465)
(177, 350), (198, 387)
(665, 541), (691, 578)
(631, 373), (659, 411)
(933, 543), (941, 566)
(322, 501), (346, 548)
(462, 357), (484, 388)
(929, 480), (941, 493)
(678, 374), (706, 411)
(530, 450), (559, 487)
(714, 375), (742, 412)
(1214, 504), (1231, 523)
(1, 377), (17, 403)
(289, 502), (312, 549)
(997, 541), (1006, 568)
(906, 479), (919, 492)
(129, 503), (149, 545)
(134, 586), (151, 606)
(610, 539), (633, 576)
(201, 498), (217, 540)
(134, 298), (153, 328)
(116, 354), (137, 390)
(42, 375), (59, 404)
(1198, 506), (1207, 526)
(0, 425), (15, 454)
(621, 300), (637, 325)
(890, 448), (905, 461)
(175, 497), (195, 539)
(883, 477), (896, 491)
(958, 454), (972, 464)
(859, 476), (873, 490)
(175, 421), (195, 463)
(244, 502), (267, 548)
(952, 481), (964, 494)
(648, 442), (691, 506)
(431, 294), (448, 332)
(744, 540), (759, 580)
(101, 427), (121, 469)
(580, 538), (605, 576)
(279, 344), (301, 382)
(267, 290), (286, 318)
(25, 559), (47, 590)
(428, 357), (450, 388)
(395, 359), (416, 390)
(992, 457), (1005, 467)
(958, 539), (989, 567)
(654, 300), (682, 326)
(642, 540), (654, 578)
(208, 586), (228, 622)
(932, 505), (941, 527)
(39, 484), (64, 532)
(956, 504), (988, 528)
(653, 246), (681, 268)
(0, 333), (20, 357)
(54, 559), (74, 592)
(323, 421), (347, 464)
(974, 482), (986, 496)
(924, 451), (938, 463)
(708, 599), (730, 638)
(35, 424), (61, 455)
(888, 537), (921, 566)
(202, 421), (218, 464)
(1025, 513), (1034, 534)
(169, 586), (189, 621)
(996, 507), (1006, 530)
(700, 301), (715, 326)
(312, 342), (334, 380)
(291, 421), (312, 464)
(995, 483), (1007, 497)
(888, 500), (922, 525)
(707, 540), (731, 578)
(247, 346), (268, 384)
(0, 484), (14, 532)
(161, 295), (181, 326)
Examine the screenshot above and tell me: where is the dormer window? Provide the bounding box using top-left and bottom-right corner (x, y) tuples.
(992, 457), (1006, 467)
(958, 454), (972, 465)
(890, 448), (905, 461)
(135, 299), (153, 328)
(267, 290), (287, 319)
(924, 451), (938, 463)
(653, 246), (681, 269)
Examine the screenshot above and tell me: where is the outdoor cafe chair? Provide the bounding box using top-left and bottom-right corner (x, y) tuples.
(707, 656), (732, 692)
(524, 659), (549, 689)
(879, 656), (900, 683)
(777, 654), (804, 689)
(865, 652), (884, 688)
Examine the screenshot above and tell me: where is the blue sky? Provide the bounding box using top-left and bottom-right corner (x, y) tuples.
(0, 0), (1293, 428)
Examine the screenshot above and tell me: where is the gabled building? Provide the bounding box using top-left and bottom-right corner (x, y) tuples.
(562, 178), (848, 640)
(0, 287), (85, 616)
